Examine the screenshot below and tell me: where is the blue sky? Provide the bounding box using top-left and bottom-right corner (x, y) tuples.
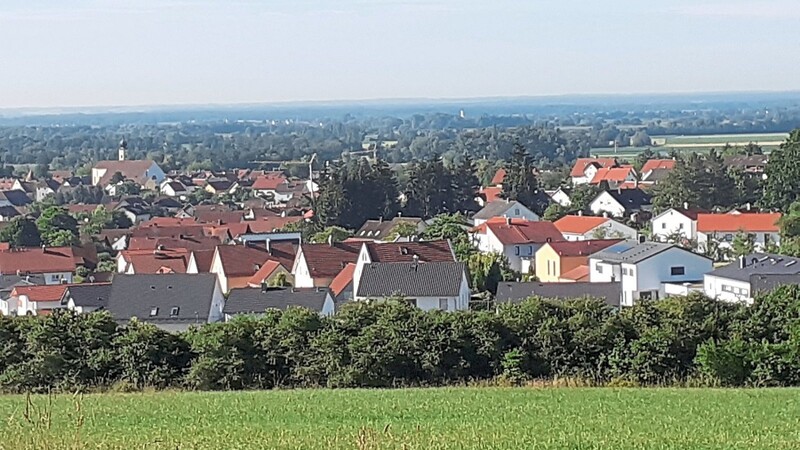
(1, 0), (799, 108)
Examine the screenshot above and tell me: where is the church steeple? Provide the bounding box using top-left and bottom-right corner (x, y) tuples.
(118, 138), (128, 161)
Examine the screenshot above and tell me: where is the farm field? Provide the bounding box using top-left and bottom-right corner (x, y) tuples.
(590, 132), (789, 157)
(3, 388), (800, 450)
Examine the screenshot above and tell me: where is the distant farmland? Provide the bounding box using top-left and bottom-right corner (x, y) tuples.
(591, 132), (789, 157)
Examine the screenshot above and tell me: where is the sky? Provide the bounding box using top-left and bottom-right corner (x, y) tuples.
(1, 0), (799, 108)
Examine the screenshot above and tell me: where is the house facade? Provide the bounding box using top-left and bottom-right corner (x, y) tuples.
(553, 215), (637, 241)
(534, 239), (623, 283)
(355, 261), (470, 311)
(651, 207), (704, 242)
(471, 218), (563, 274)
(696, 213), (781, 255)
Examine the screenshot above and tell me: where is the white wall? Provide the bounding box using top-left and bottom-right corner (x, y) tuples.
(292, 251), (315, 288)
(589, 193), (626, 218)
(698, 231), (781, 255)
(652, 210), (695, 241)
(633, 249), (712, 303)
(207, 280), (226, 323)
(43, 272), (73, 285)
(704, 274), (753, 304)
(474, 202), (539, 226)
(209, 249), (228, 293)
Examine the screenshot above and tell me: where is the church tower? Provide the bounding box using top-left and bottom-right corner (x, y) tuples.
(118, 138), (127, 161)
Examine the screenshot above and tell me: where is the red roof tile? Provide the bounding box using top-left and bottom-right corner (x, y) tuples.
(190, 249), (216, 272)
(365, 240), (455, 263)
(300, 243), (361, 279)
(0, 247), (77, 275)
(490, 168), (506, 186)
(559, 265), (590, 282)
(252, 174), (288, 191)
(641, 159), (677, 173)
(119, 250), (189, 274)
(474, 219), (563, 245)
(128, 235), (222, 252)
(216, 245), (280, 277)
(480, 186), (503, 203)
(246, 260), (284, 287)
(590, 167), (636, 184)
(554, 216), (610, 235)
(697, 213), (781, 233)
(94, 160), (157, 185)
(329, 263), (355, 296)
(12, 284), (69, 302)
(546, 239), (623, 257)
(570, 158), (617, 177)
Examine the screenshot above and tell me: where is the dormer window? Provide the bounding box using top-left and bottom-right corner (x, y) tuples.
(170, 307), (180, 317)
(149, 307), (159, 317)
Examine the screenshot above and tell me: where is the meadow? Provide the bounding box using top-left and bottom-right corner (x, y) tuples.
(590, 132), (789, 157)
(3, 388), (800, 450)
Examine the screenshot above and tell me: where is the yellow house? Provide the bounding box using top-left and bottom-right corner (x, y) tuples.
(535, 240), (624, 282)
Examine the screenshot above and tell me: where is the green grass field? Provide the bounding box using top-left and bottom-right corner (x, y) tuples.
(3, 388), (800, 449)
(590, 132), (789, 157)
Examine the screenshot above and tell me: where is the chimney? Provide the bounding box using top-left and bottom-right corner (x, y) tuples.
(261, 282), (268, 293)
(327, 234), (334, 246)
(746, 202), (752, 212)
(506, 217), (512, 226)
(379, 216), (383, 223)
(739, 254), (746, 269)
(638, 235), (646, 244)
(578, 210), (583, 217)
(617, 188), (622, 195)
(683, 202), (689, 210)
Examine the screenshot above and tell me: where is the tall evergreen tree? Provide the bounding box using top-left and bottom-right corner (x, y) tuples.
(763, 130), (800, 211)
(502, 143), (549, 215)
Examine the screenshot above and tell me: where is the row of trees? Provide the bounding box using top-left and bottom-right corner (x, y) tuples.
(0, 206), (131, 248)
(3, 288), (800, 393)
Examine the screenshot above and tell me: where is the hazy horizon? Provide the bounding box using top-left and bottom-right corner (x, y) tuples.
(3, 0), (800, 109)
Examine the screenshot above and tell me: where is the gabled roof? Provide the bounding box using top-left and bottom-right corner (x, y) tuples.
(724, 155), (769, 169)
(490, 168), (507, 186)
(252, 174), (288, 191)
(364, 240), (455, 263)
(697, 213), (781, 233)
(94, 160), (158, 185)
(554, 215), (610, 235)
(119, 250), (189, 274)
(591, 241), (708, 264)
(545, 239), (624, 257)
(12, 284), (69, 302)
(190, 249), (216, 273)
(299, 242), (361, 279)
(215, 245), (278, 277)
(356, 262), (466, 298)
(479, 186), (503, 203)
(641, 159), (677, 173)
(570, 158), (617, 177)
(473, 200), (530, 221)
(0, 247), (77, 275)
(246, 260), (284, 287)
(601, 189), (652, 211)
(62, 283), (112, 308)
(589, 167), (635, 184)
(473, 219), (563, 245)
(496, 281), (621, 307)
(224, 287), (330, 315)
(106, 274), (218, 324)
(329, 263), (355, 297)
(0, 190), (32, 207)
(355, 217), (424, 239)
(559, 265), (590, 282)
(194, 209), (245, 225)
(128, 235), (222, 252)
(707, 253), (800, 282)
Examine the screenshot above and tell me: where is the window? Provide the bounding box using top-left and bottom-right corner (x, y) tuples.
(149, 307), (159, 317)
(678, 223), (684, 230)
(724, 234), (734, 242)
(439, 298), (448, 311)
(670, 266), (685, 276)
(596, 263), (603, 274)
(514, 208), (520, 215)
(661, 223), (666, 229)
(629, 268), (635, 277)
(515, 246), (520, 256)
(622, 268), (628, 275)
(170, 307), (180, 317)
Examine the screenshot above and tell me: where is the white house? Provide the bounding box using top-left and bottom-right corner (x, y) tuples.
(472, 200), (539, 226)
(291, 242), (361, 288)
(696, 213), (782, 255)
(570, 158), (618, 185)
(589, 189), (652, 218)
(224, 286), (335, 319)
(471, 218), (564, 274)
(651, 207), (705, 242)
(92, 160), (166, 187)
(589, 241), (713, 307)
(547, 188), (572, 207)
(704, 253), (800, 305)
(553, 215), (637, 241)
(355, 261), (470, 311)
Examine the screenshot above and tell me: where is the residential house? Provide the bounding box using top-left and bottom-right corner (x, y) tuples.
(651, 207), (706, 242)
(0, 205), (20, 221)
(116, 249), (190, 274)
(0, 190), (33, 208)
(553, 215), (637, 241)
(246, 260), (291, 287)
(355, 261), (470, 311)
(472, 200), (539, 226)
(12, 284), (69, 316)
(61, 283), (112, 314)
(354, 217), (427, 241)
(588, 166), (638, 189)
(103, 274), (224, 332)
(292, 242), (361, 288)
(224, 286), (335, 320)
(251, 173), (289, 198)
(201, 244), (287, 293)
(589, 188), (652, 218)
(471, 218), (563, 274)
(703, 253), (800, 304)
(589, 241), (712, 306)
(204, 179), (239, 196)
(546, 187), (572, 207)
(570, 158), (618, 185)
(0, 274), (44, 315)
(496, 281), (622, 308)
(724, 155), (769, 177)
(160, 180), (191, 198)
(696, 213), (781, 254)
(534, 239), (623, 282)
(329, 263), (355, 302)
(0, 246), (79, 285)
(640, 159), (676, 185)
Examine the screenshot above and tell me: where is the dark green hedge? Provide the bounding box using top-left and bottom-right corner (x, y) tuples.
(2, 286), (799, 392)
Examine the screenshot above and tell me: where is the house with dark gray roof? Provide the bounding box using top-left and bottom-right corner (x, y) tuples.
(355, 261), (469, 311)
(104, 274), (224, 332)
(61, 284), (113, 314)
(704, 253), (800, 304)
(589, 188), (652, 218)
(589, 241), (712, 306)
(354, 217), (427, 241)
(496, 281), (622, 308)
(224, 286), (335, 320)
(473, 200), (539, 225)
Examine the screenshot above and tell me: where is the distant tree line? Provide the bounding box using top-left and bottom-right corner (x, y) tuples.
(4, 287), (800, 393)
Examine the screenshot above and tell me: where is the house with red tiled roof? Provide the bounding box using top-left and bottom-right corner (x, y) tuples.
(477, 186), (503, 206)
(470, 218), (564, 274)
(570, 158), (618, 185)
(246, 260), (291, 288)
(292, 242), (361, 288)
(697, 213), (782, 255)
(651, 207), (708, 242)
(10, 284), (69, 316)
(116, 249), (190, 274)
(553, 215), (637, 241)
(329, 263), (356, 301)
(200, 244), (286, 293)
(0, 247), (80, 284)
(589, 167), (638, 189)
(490, 168), (507, 186)
(252, 173), (289, 197)
(534, 239), (624, 282)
